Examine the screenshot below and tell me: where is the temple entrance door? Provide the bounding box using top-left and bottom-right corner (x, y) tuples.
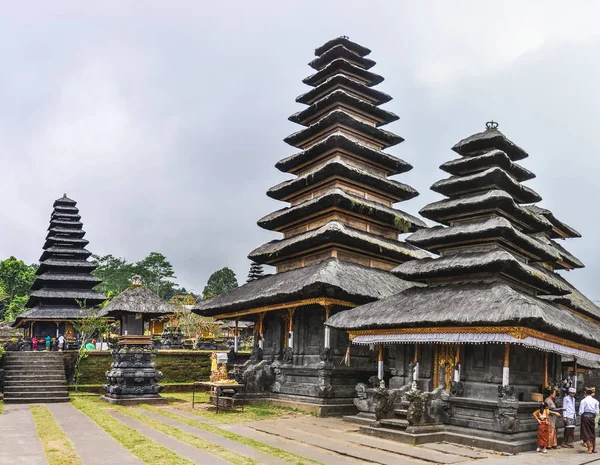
(433, 344), (455, 390)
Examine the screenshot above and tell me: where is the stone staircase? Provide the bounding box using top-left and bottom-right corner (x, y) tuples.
(3, 352), (70, 403)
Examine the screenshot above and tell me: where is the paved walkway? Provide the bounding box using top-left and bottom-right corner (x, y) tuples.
(0, 404), (48, 465)
(47, 403), (143, 465)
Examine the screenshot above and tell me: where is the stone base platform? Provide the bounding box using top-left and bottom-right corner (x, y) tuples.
(100, 395), (168, 406)
(238, 392), (358, 416)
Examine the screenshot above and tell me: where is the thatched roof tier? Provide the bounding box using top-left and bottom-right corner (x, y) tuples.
(452, 127), (528, 161)
(431, 167), (541, 203)
(51, 212), (82, 221)
(533, 235), (584, 270)
(296, 74), (392, 106)
(31, 273), (101, 290)
(392, 248), (570, 295)
(284, 110), (403, 149)
(562, 356), (600, 370)
(37, 259), (97, 274)
(48, 219), (83, 229)
(526, 205), (581, 239)
(194, 257), (416, 317)
(268, 158), (417, 202)
(289, 89), (399, 127)
(53, 194), (77, 206)
(309, 44), (376, 71)
(249, 220), (429, 265)
(406, 217), (560, 262)
(54, 204), (79, 213)
(314, 37), (371, 57)
(276, 133), (411, 175)
(303, 59), (384, 87)
(40, 247), (92, 261)
(97, 284), (175, 318)
(259, 187), (426, 232)
(419, 190), (551, 233)
(47, 227), (86, 238)
(325, 281), (600, 350)
(14, 306), (95, 324)
(440, 150), (535, 182)
(27, 289), (106, 307)
(43, 236), (89, 249)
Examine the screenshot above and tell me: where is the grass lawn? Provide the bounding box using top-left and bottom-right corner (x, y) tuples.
(30, 405), (83, 465)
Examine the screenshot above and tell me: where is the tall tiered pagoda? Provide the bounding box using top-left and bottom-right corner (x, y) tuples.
(327, 123), (600, 451)
(13, 195), (106, 340)
(194, 37), (428, 413)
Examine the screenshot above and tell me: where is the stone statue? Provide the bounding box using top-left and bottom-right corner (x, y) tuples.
(242, 360), (274, 393)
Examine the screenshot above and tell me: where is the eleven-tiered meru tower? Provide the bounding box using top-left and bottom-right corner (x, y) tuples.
(250, 36), (427, 272)
(14, 195), (106, 339)
(195, 37), (428, 412)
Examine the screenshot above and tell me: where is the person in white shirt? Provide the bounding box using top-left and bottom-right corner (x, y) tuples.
(579, 387), (599, 453)
(57, 334), (65, 351)
(562, 387), (576, 448)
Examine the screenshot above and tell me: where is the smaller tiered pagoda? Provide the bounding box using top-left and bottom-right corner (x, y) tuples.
(14, 195), (106, 341)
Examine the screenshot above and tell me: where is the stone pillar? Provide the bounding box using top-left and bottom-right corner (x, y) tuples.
(377, 344), (384, 382)
(502, 343), (510, 387)
(234, 319), (239, 353)
(103, 335), (166, 405)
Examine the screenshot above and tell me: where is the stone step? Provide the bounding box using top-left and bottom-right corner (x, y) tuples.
(5, 353), (65, 358)
(5, 390), (69, 399)
(3, 396), (70, 404)
(380, 418), (409, 429)
(394, 408), (408, 417)
(4, 384), (68, 392)
(5, 371), (66, 377)
(5, 375), (67, 382)
(5, 364), (65, 371)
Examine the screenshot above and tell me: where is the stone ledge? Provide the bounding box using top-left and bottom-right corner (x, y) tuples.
(100, 395), (168, 406)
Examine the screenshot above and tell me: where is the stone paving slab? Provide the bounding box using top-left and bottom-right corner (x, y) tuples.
(109, 410), (231, 465)
(47, 403), (143, 465)
(164, 406), (220, 425)
(227, 424), (368, 465)
(138, 408), (288, 465)
(274, 417), (465, 464)
(249, 420), (428, 464)
(423, 442), (491, 459)
(475, 447), (600, 465)
(0, 404), (48, 465)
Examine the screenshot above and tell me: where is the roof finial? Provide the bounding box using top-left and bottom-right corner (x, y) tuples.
(63, 193), (67, 198)
(131, 275), (143, 286)
(341, 35), (349, 39)
(486, 121), (499, 130)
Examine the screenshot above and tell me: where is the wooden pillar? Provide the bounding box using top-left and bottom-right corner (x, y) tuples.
(574, 357), (578, 390)
(323, 305), (332, 349)
(503, 343), (510, 387)
(454, 344), (461, 383)
(234, 319), (239, 353)
(288, 308), (296, 351)
(542, 352), (549, 391)
(413, 343), (420, 380)
(377, 344), (384, 382)
(258, 313), (265, 349)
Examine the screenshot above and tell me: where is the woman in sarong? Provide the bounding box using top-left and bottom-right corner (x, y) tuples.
(534, 402), (561, 453)
(545, 388), (561, 449)
(579, 387), (600, 453)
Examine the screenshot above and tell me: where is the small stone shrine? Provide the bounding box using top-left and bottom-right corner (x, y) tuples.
(99, 276), (173, 404)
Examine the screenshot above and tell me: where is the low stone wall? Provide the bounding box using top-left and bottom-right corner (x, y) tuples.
(66, 350), (249, 385)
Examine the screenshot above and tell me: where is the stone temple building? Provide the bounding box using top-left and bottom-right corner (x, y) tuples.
(327, 123), (600, 452)
(13, 195), (106, 340)
(194, 37), (429, 414)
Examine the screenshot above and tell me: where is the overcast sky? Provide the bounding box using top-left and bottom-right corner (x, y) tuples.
(1, 1), (599, 300)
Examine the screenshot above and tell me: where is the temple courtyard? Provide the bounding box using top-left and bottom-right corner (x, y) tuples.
(0, 394), (596, 465)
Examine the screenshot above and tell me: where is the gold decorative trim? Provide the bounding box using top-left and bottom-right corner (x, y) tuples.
(347, 326), (600, 356)
(211, 297), (356, 320)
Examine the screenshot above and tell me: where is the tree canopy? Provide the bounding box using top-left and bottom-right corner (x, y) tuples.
(203, 267), (238, 299)
(0, 256), (37, 321)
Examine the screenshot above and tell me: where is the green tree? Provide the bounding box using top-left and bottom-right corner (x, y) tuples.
(135, 252), (177, 299)
(0, 257), (37, 320)
(4, 295), (28, 321)
(91, 254), (135, 295)
(202, 267), (238, 299)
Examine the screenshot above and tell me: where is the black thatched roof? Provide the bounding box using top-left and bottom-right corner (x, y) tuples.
(289, 89), (398, 127)
(296, 74), (392, 106)
(325, 281), (600, 349)
(98, 284), (175, 318)
(303, 59), (384, 87)
(526, 205), (581, 239)
(392, 248), (570, 296)
(452, 128), (528, 161)
(31, 273), (101, 290)
(284, 110), (404, 149)
(440, 150), (535, 182)
(14, 306), (93, 323)
(309, 44), (376, 71)
(53, 194), (77, 206)
(431, 167), (541, 203)
(268, 158), (417, 202)
(314, 37), (371, 58)
(194, 257), (417, 317)
(406, 217), (560, 263)
(259, 187), (426, 232)
(276, 133), (411, 175)
(419, 190), (551, 233)
(249, 220), (430, 265)
(533, 235), (584, 270)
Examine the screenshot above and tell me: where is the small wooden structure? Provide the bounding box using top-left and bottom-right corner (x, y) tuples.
(100, 276), (173, 404)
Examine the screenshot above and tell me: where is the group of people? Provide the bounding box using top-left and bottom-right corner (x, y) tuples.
(534, 387), (599, 454)
(31, 334), (66, 351)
